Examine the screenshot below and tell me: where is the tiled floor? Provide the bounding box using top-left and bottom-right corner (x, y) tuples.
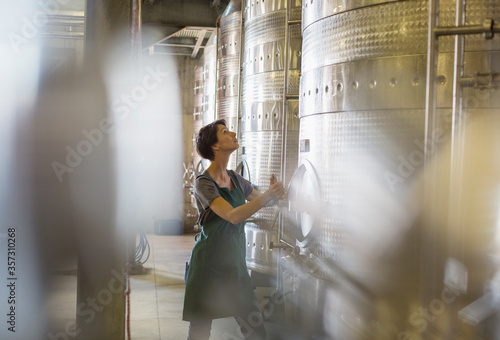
(46, 234), (244, 340)
(129, 234), (242, 340)
(46, 234), (300, 340)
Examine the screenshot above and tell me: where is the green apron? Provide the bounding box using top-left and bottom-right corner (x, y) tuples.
(183, 171), (256, 321)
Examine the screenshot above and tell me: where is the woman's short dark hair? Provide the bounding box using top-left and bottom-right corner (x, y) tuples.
(196, 119), (226, 161)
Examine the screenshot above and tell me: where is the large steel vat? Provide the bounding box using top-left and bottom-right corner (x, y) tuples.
(202, 34), (218, 129)
(200, 34), (218, 173)
(218, 0), (243, 170)
(286, 0), (500, 338)
(190, 34), (218, 208)
(241, 0), (302, 275)
(193, 59), (205, 176)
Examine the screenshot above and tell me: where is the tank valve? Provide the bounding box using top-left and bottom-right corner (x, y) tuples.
(269, 199), (288, 207)
(269, 239), (299, 255)
(277, 199), (288, 208)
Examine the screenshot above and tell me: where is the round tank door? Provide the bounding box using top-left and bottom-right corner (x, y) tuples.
(287, 159), (321, 246)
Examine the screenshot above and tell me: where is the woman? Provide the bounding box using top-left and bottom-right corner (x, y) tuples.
(183, 119), (285, 340)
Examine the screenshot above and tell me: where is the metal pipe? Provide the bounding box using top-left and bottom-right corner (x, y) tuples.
(269, 242), (290, 249)
(447, 1), (466, 336)
(423, 0), (441, 335)
(269, 238), (297, 252)
(450, 2), (467, 176)
(131, 0), (142, 79)
(157, 43), (199, 47)
(425, 0), (439, 159)
(434, 20), (499, 37)
(235, 0), (245, 166)
(46, 19), (85, 25)
(458, 77), (478, 87)
(128, 2), (142, 339)
(451, 0), (466, 150)
(48, 14), (85, 20)
(39, 32), (85, 39)
(277, 0), (295, 294)
(279, 238), (296, 250)
(151, 52), (200, 56)
(458, 72), (500, 87)
(214, 16), (221, 120)
(281, 1), (292, 187)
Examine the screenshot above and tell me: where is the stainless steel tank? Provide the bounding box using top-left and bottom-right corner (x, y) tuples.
(190, 35), (217, 209)
(192, 34), (217, 174)
(241, 0), (302, 275)
(200, 33), (218, 173)
(202, 34), (218, 128)
(193, 60), (205, 175)
(419, 1), (500, 339)
(286, 0), (500, 338)
(187, 60), (205, 210)
(218, 0), (243, 170)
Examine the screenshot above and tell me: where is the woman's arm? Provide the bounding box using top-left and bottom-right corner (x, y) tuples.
(246, 174), (282, 206)
(246, 188), (261, 201)
(209, 175), (284, 224)
(247, 188), (280, 207)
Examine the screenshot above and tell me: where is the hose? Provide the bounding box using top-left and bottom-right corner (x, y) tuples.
(134, 228), (151, 265)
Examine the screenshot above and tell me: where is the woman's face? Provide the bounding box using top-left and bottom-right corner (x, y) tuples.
(214, 124), (239, 153)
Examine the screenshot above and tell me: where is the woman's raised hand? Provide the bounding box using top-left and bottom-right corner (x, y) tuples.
(266, 174), (285, 201)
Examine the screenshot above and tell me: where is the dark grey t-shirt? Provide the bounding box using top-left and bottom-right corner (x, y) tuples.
(194, 170), (253, 225)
